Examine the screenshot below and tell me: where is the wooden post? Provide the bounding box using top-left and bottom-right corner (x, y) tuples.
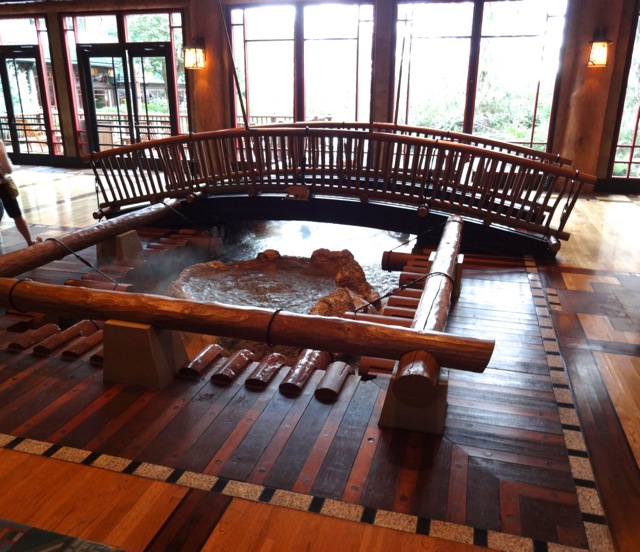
(379, 215), (473, 434)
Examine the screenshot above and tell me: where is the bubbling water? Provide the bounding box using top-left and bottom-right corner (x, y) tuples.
(178, 266), (342, 314)
(219, 220), (414, 300)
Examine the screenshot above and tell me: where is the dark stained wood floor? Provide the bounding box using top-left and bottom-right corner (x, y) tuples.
(0, 242), (594, 550)
(0, 167), (637, 551)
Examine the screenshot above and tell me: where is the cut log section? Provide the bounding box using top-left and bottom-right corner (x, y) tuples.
(33, 319), (99, 357)
(6, 323), (61, 353)
(315, 361), (354, 403)
(245, 352), (287, 391)
(211, 349), (256, 385)
(179, 343), (228, 378)
(61, 330), (104, 361)
(280, 349), (333, 397)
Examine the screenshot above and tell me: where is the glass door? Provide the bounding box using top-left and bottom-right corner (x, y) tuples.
(77, 43), (178, 152)
(0, 45), (54, 155)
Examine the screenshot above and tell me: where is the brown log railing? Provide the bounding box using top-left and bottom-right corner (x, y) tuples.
(258, 121), (572, 166)
(85, 125), (596, 246)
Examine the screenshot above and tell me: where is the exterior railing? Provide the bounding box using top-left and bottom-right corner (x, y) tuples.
(85, 125), (596, 246)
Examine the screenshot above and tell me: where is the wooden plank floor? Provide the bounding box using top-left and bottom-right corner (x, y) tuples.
(0, 166), (637, 551)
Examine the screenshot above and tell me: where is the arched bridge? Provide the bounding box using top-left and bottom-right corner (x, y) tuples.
(86, 123), (596, 254)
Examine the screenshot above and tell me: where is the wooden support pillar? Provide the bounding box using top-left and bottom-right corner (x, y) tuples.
(97, 229), (144, 264)
(379, 215), (473, 434)
(103, 320), (188, 389)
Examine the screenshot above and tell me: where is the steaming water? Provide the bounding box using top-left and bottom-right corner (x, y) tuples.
(217, 220), (415, 303)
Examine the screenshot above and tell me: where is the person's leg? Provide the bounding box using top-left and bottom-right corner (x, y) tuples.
(13, 215), (34, 246)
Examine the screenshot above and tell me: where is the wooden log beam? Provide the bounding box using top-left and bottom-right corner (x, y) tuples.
(0, 277), (494, 372)
(393, 215), (466, 403)
(0, 200), (181, 278)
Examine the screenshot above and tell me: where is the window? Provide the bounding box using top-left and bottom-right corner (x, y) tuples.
(395, 2), (473, 131)
(304, 4), (373, 122)
(613, 16), (640, 178)
(232, 6), (295, 125)
(231, 3), (373, 126)
(395, 0), (567, 150)
(474, 0), (566, 148)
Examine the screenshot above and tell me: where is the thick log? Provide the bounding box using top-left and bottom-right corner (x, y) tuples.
(211, 349), (256, 385)
(0, 277), (494, 372)
(392, 215), (464, 402)
(315, 361), (353, 403)
(279, 349), (333, 397)
(179, 343), (228, 378)
(381, 251), (431, 272)
(33, 319), (99, 357)
(0, 200), (181, 278)
(245, 352), (287, 391)
(393, 350), (440, 407)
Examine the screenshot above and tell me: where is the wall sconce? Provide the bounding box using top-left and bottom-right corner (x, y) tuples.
(184, 36), (206, 69)
(588, 28), (612, 67)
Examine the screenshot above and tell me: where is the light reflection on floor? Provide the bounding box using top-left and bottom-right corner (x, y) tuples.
(219, 220), (415, 295)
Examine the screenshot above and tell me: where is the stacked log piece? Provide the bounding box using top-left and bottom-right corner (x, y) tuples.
(6, 323), (61, 353)
(245, 352), (287, 391)
(211, 349), (257, 385)
(179, 344), (229, 379)
(279, 349), (333, 397)
(376, 215), (494, 434)
(62, 330), (104, 361)
(33, 319), (100, 357)
(315, 361), (353, 402)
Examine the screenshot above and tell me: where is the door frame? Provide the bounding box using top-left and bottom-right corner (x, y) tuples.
(76, 42), (179, 153)
(0, 44), (55, 159)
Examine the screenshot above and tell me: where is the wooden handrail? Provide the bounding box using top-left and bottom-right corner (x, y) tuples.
(257, 121), (572, 166)
(83, 125), (596, 247)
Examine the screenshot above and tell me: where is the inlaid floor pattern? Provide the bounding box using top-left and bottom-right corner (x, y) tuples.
(0, 244), (611, 550)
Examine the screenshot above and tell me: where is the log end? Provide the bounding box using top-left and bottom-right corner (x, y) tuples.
(392, 350), (440, 407)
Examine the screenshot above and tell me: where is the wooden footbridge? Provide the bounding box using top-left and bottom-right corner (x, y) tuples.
(86, 123), (595, 254)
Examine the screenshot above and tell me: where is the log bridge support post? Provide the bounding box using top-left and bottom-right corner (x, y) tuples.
(378, 215), (467, 435)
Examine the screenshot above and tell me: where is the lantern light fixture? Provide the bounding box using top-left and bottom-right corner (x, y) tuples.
(588, 28), (612, 68)
(184, 36), (206, 69)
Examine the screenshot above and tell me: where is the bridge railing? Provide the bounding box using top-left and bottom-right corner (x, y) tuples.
(86, 126), (596, 245)
(256, 121), (572, 166)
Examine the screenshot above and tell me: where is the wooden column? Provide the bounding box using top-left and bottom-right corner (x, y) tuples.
(379, 215), (476, 434)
